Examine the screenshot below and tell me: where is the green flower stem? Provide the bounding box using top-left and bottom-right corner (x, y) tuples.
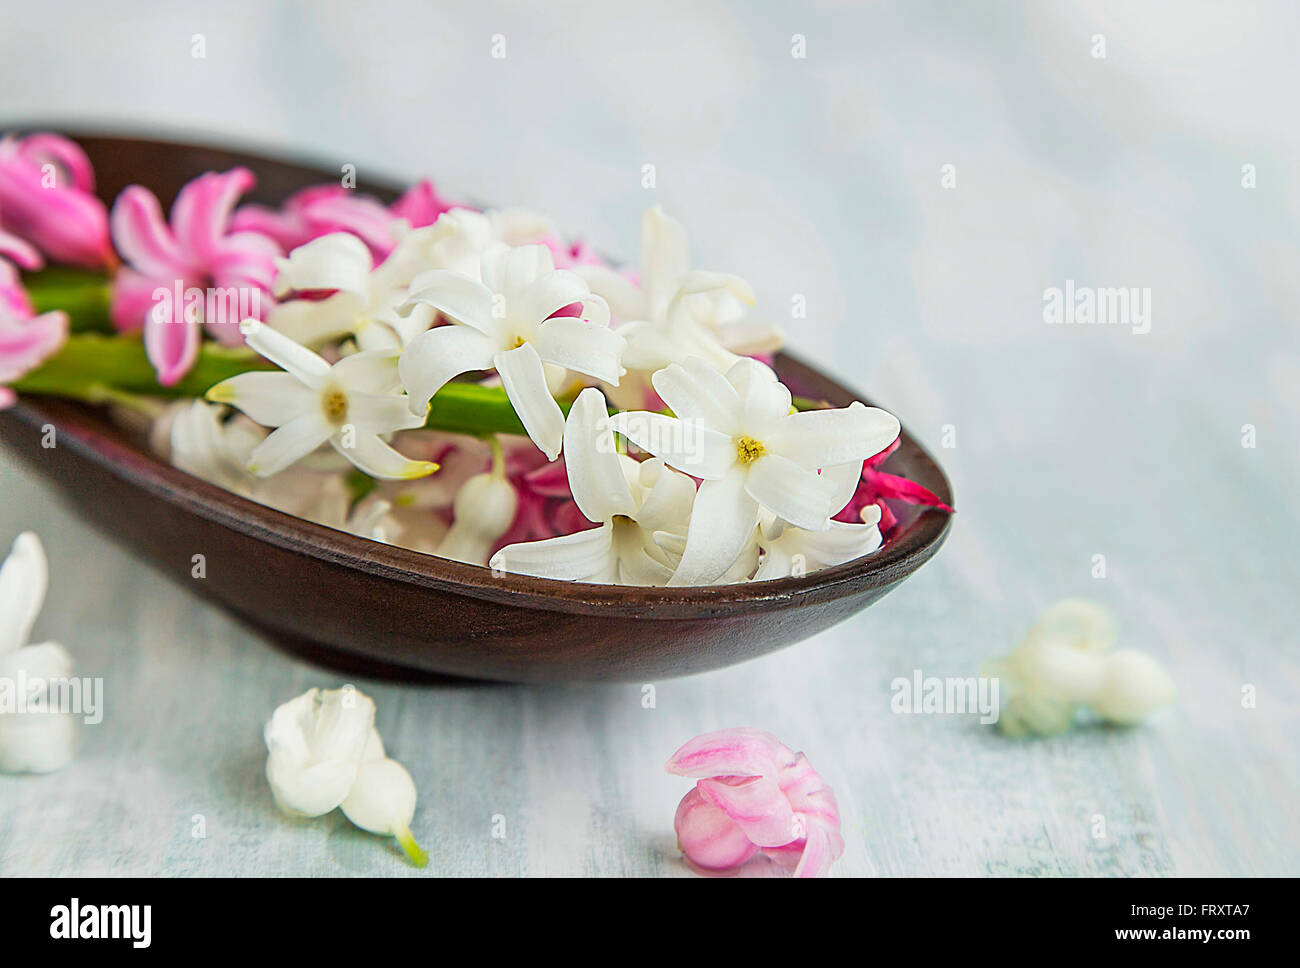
(12, 332), (558, 438)
(15, 269), (829, 445)
(22, 267), (115, 333)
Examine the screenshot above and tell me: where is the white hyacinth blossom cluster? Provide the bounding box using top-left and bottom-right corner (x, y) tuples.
(166, 204), (901, 586)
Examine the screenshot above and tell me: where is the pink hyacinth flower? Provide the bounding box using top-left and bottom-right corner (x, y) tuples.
(231, 184), (401, 261)
(389, 178), (460, 229)
(0, 133), (113, 269)
(834, 437), (954, 534)
(1, 239), (68, 408)
(109, 167), (282, 386)
(666, 727), (845, 878)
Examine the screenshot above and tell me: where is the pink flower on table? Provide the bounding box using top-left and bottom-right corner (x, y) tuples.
(1, 238), (68, 408)
(109, 167), (282, 386)
(543, 236), (605, 271)
(0, 133), (113, 269)
(232, 184), (401, 261)
(833, 437), (954, 534)
(666, 727), (844, 878)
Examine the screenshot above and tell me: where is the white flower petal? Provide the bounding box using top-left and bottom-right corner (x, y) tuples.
(725, 357), (790, 432)
(502, 243), (555, 292)
(575, 265), (646, 321)
(516, 270), (595, 324)
(342, 757), (418, 836)
(632, 459), (696, 533)
(607, 411), (735, 479)
(490, 524), (617, 583)
(206, 371), (316, 427)
(533, 315), (626, 384)
(821, 460), (864, 517)
(345, 392), (428, 435)
(651, 359), (743, 434)
(397, 325), (497, 415)
(744, 453), (836, 531)
(641, 206), (689, 316)
(244, 323), (332, 388)
(274, 232), (373, 298)
(331, 433), (437, 480)
(768, 403), (901, 470)
(263, 686), (376, 817)
(0, 640), (74, 684)
(265, 756), (357, 817)
(494, 343), (566, 460)
(331, 350), (404, 395)
(266, 291), (367, 347)
(402, 270), (496, 333)
(0, 711), (79, 774)
(246, 412), (332, 477)
(0, 532), (46, 656)
(563, 388), (635, 523)
(669, 470), (759, 586)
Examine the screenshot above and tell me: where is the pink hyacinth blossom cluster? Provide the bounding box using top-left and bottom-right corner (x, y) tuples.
(0, 231), (67, 408)
(667, 728), (844, 877)
(109, 167), (282, 386)
(0, 133), (113, 270)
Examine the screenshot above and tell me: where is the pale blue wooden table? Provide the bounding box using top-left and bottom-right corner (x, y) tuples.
(1, 0), (1297, 876)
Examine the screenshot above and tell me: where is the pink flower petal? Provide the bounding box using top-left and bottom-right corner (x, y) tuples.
(170, 168), (257, 262)
(15, 133), (97, 192)
(110, 185), (191, 279)
(697, 775), (802, 848)
(143, 308), (201, 388)
(0, 309), (68, 384)
(673, 787), (759, 871)
(665, 727), (790, 779)
(390, 179), (459, 228)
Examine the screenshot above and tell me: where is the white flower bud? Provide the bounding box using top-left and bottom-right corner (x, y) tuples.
(1091, 650), (1176, 724)
(438, 471), (518, 565)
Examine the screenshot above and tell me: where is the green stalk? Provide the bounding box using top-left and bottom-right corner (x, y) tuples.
(22, 267), (115, 333)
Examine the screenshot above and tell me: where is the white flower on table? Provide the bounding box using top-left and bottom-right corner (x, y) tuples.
(265, 686), (426, 865)
(206, 322), (438, 480)
(610, 357), (900, 585)
(490, 387), (697, 585)
(578, 206), (782, 378)
(0, 532), (79, 774)
(983, 599), (1177, 736)
(397, 241), (624, 460)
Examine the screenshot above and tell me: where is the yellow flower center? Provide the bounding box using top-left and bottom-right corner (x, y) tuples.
(323, 387), (349, 425)
(735, 436), (767, 466)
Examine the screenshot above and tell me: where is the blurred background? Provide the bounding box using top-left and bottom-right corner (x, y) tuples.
(1, 0), (1296, 875)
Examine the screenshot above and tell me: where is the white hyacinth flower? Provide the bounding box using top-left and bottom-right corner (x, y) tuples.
(269, 229), (444, 350)
(610, 357), (900, 585)
(753, 505), (884, 582)
(207, 322), (437, 480)
(265, 686), (427, 865)
(490, 387), (696, 585)
(0, 533), (79, 774)
(578, 206), (782, 377)
(984, 599), (1176, 736)
(397, 241), (624, 460)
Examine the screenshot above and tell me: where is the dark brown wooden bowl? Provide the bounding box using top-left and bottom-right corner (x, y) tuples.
(0, 131), (953, 682)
